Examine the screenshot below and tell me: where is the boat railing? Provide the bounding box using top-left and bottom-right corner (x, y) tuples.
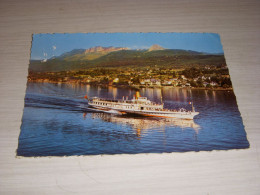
(92, 98), (163, 106)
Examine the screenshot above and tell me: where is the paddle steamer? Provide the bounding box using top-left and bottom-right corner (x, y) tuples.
(86, 93), (199, 120)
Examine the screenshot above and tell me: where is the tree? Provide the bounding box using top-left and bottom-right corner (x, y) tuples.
(197, 79), (204, 87)
(221, 78), (232, 87)
(206, 84), (212, 88)
(172, 71), (176, 78)
(222, 84), (229, 88)
(132, 77), (140, 84)
(190, 80), (198, 87)
(205, 78), (211, 83)
(100, 77), (109, 84)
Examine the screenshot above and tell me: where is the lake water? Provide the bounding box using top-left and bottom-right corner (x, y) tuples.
(17, 82), (249, 156)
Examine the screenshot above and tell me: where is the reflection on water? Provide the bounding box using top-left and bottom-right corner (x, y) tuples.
(17, 83), (249, 157)
(88, 113), (201, 136)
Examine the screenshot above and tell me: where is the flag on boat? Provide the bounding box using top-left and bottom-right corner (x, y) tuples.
(189, 102), (192, 104)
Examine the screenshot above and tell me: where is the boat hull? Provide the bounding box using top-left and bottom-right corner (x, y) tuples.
(122, 110), (199, 120)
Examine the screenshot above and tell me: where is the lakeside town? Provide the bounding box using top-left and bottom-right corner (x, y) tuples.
(28, 65), (233, 90)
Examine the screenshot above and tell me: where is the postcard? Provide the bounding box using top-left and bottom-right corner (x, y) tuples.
(17, 33), (249, 157)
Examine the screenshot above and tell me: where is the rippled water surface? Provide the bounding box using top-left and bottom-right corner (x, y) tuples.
(17, 83), (249, 156)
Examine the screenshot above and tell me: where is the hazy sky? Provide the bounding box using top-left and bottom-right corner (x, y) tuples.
(31, 33), (224, 60)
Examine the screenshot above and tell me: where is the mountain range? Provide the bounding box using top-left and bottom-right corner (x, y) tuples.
(54, 46), (129, 61)
(30, 45), (226, 72)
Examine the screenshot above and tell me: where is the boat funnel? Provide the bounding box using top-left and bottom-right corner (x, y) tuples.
(136, 91), (140, 99)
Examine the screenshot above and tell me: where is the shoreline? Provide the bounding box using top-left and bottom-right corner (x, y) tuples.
(27, 80), (233, 91)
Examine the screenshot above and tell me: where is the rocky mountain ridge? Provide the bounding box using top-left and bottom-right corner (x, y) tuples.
(84, 46), (128, 54)
(148, 44), (165, 51)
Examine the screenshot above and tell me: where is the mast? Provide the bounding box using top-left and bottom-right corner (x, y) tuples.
(189, 89), (195, 112)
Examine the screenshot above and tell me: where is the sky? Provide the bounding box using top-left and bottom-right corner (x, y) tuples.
(30, 33), (224, 60)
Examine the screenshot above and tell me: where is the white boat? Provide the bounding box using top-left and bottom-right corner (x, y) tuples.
(87, 94), (199, 120)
